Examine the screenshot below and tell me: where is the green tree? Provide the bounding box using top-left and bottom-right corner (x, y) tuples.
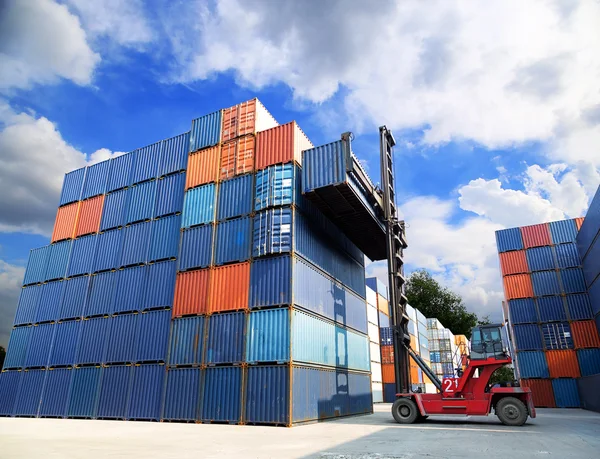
(488, 366), (515, 386)
(405, 269), (479, 338)
(0, 346), (5, 370)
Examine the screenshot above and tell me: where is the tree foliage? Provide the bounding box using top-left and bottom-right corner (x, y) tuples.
(489, 366), (515, 386)
(405, 269), (479, 338)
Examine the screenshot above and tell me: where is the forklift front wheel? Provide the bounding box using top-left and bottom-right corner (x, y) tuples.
(496, 397), (528, 426)
(392, 397), (419, 424)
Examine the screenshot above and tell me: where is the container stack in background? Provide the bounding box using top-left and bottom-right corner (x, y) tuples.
(575, 185), (600, 412)
(0, 98), (373, 426)
(496, 218), (600, 408)
(366, 284), (383, 402)
(426, 319), (466, 383)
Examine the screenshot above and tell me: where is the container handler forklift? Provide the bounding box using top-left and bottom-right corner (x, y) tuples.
(378, 126), (536, 427)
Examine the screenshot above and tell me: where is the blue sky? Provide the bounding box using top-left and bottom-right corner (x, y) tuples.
(1, 0), (599, 346)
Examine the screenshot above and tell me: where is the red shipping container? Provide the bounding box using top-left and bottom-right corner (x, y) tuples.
(503, 273), (534, 300)
(381, 345), (394, 364)
(521, 223), (551, 249)
(76, 195), (104, 237)
(571, 320), (600, 348)
(208, 262), (250, 313)
(575, 217), (584, 230)
(520, 379), (555, 408)
(51, 201), (81, 242)
(185, 146), (220, 189)
(221, 98), (278, 142)
(546, 350), (580, 378)
(173, 269), (210, 317)
(382, 363), (395, 383)
(255, 122), (313, 171)
(499, 250), (528, 275)
(220, 135), (255, 179)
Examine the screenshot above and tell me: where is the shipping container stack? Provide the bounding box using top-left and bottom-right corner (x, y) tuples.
(366, 285), (383, 402)
(426, 319), (463, 382)
(575, 185), (600, 411)
(496, 218), (600, 408)
(0, 98), (373, 426)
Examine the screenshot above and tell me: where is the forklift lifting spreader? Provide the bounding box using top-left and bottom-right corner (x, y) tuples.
(377, 126), (535, 427)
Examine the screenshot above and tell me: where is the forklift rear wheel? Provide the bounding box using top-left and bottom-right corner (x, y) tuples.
(496, 397), (528, 426)
(392, 398), (419, 424)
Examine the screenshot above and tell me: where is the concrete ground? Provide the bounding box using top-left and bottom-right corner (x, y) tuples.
(1, 404), (599, 459)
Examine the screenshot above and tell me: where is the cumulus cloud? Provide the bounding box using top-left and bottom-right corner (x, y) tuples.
(0, 260), (24, 348)
(0, 101), (124, 236)
(0, 0), (100, 92)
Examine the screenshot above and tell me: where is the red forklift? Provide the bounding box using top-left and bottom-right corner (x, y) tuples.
(377, 127), (536, 427)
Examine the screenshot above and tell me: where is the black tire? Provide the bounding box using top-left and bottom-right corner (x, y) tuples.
(496, 397), (528, 426)
(392, 398), (419, 424)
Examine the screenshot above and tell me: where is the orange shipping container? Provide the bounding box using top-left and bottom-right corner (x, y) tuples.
(51, 201), (81, 242)
(381, 345), (394, 364)
(208, 262), (250, 313)
(173, 269), (210, 317)
(76, 195), (104, 237)
(546, 350), (580, 378)
(520, 379), (555, 408)
(221, 98), (278, 142)
(574, 217), (584, 230)
(521, 223), (551, 249)
(382, 363), (395, 383)
(220, 135), (255, 179)
(255, 122), (313, 171)
(571, 320), (600, 348)
(410, 362), (419, 383)
(377, 294), (389, 316)
(186, 145), (220, 189)
(499, 250), (528, 276)
(503, 273), (533, 300)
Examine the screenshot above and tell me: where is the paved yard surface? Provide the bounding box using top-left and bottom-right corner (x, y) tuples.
(1, 404), (599, 458)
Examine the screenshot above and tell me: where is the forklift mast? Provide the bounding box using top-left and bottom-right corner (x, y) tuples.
(379, 126), (410, 394)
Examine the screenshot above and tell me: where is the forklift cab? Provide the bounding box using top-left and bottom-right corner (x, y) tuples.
(470, 324), (509, 360)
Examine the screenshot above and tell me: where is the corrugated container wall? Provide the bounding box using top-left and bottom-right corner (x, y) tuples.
(82, 160), (110, 199)
(159, 132), (189, 177)
(59, 167), (85, 206)
(255, 122), (313, 170)
(190, 111), (222, 152)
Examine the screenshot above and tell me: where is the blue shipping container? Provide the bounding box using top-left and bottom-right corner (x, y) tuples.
(245, 365), (289, 425)
(107, 152), (134, 192)
(190, 111), (222, 152)
(168, 316), (205, 366)
(48, 320), (80, 367)
(105, 313), (139, 364)
(127, 180), (156, 224)
(253, 208), (292, 257)
(23, 246), (50, 286)
(159, 132), (189, 177)
(217, 174), (253, 221)
(508, 298), (538, 324)
(128, 364), (165, 420)
(82, 160), (110, 199)
(565, 293), (593, 320)
(94, 228), (123, 272)
(60, 167), (86, 206)
(526, 246), (555, 272)
(163, 368), (201, 421)
(45, 240), (72, 281)
(68, 366), (101, 418)
(132, 142), (162, 185)
(254, 163), (298, 211)
(577, 189), (600, 259)
(120, 221), (151, 267)
(201, 366), (242, 423)
(549, 219), (578, 245)
(560, 268), (587, 294)
(0, 371), (21, 415)
(512, 324), (543, 350)
(77, 317), (109, 365)
(582, 236), (600, 287)
(85, 271), (117, 317)
(14, 369), (45, 416)
(378, 311), (390, 328)
(577, 348), (600, 376)
(552, 378), (580, 408)
(14, 285), (41, 326)
(144, 260), (176, 309)
(531, 270), (561, 296)
(555, 243), (580, 269)
(205, 312), (245, 364)
(149, 215), (181, 262)
(178, 225), (214, 271)
(542, 322), (573, 350)
(113, 265), (146, 314)
(24, 323), (53, 368)
(39, 368), (71, 417)
(380, 327), (393, 346)
(155, 172), (185, 218)
(496, 228), (524, 253)
(537, 296), (567, 322)
(181, 183), (216, 228)
(97, 365), (132, 419)
(68, 234), (98, 277)
(214, 216), (252, 265)
(135, 310), (171, 362)
(516, 351), (549, 378)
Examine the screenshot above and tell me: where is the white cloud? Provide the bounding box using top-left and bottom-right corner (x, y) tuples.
(0, 260), (24, 348)
(163, 0), (600, 166)
(0, 0), (100, 92)
(0, 101), (123, 236)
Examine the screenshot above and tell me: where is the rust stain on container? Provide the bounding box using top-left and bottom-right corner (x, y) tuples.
(377, 294), (389, 316)
(382, 363), (395, 383)
(76, 195), (104, 237)
(173, 269), (210, 317)
(499, 250), (528, 275)
(186, 146), (220, 189)
(546, 350), (580, 378)
(208, 262), (250, 313)
(220, 135), (255, 179)
(571, 320), (600, 348)
(255, 122), (313, 171)
(520, 379), (555, 407)
(574, 217), (584, 230)
(503, 273), (533, 300)
(520, 223), (551, 249)
(52, 201), (81, 242)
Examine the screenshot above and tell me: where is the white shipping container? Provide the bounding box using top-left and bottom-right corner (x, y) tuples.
(372, 382), (383, 403)
(367, 303), (379, 325)
(406, 304), (417, 323)
(425, 383), (437, 394)
(368, 322), (380, 343)
(370, 342), (381, 363)
(371, 361), (383, 382)
(366, 286), (377, 307)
